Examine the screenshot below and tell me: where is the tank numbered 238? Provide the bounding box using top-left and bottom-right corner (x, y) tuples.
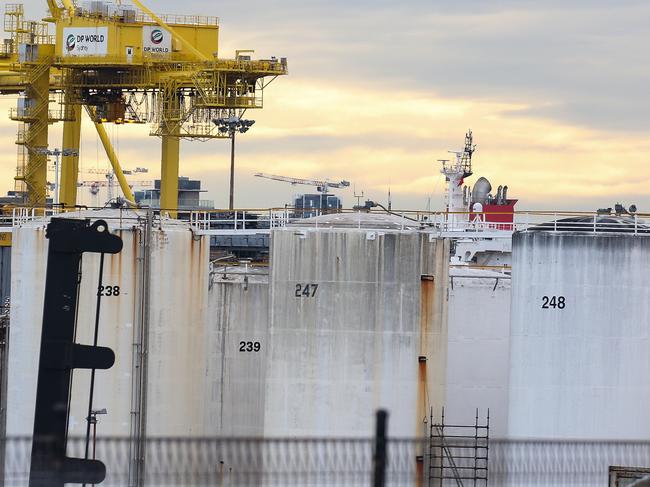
(97, 285), (120, 297)
(295, 283), (318, 298)
(541, 295), (565, 309)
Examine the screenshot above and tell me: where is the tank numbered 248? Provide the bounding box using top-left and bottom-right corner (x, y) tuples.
(541, 295), (565, 309)
(295, 283), (318, 298)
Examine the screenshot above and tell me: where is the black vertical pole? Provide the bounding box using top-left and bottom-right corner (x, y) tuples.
(372, 409), (388, 487)
(84, 253), (105, 464)
(229, 131), (236, 211)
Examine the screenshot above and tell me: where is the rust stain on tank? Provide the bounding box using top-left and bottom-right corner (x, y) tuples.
(415, 456), (424, 487)
(115, 229), (124, 279)
(130, 229), (139, 317)
(420, 276), (435, 355)
(416, 275), (435, 487)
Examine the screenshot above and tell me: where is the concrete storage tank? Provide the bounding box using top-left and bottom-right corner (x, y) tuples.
(209, 271), (270, 437)
(4, 209), (210, 481)
(508, 231), (650, 440)
(210, 213), (450, 438)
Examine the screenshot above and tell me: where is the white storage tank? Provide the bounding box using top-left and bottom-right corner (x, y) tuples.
(209, 213), (450, 437)
(508, 231), (650, 439)
(209, 273), (270, 436)
(5, 209), (210, 442)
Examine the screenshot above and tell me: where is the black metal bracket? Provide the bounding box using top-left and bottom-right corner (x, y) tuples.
(29, 218), (122, 487)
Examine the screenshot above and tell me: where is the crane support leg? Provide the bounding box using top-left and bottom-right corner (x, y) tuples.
(159, 89), (181, 217)
(59, 104), (81, 208)
(160, 135), (180, 217)
(23, 66), (50, 208)
(86, 107), (136, 204)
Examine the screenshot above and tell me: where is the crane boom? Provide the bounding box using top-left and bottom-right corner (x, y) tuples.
(80, 180), (152, 187)
(254, 173), (350, 192)
(45, 0), (61, 19)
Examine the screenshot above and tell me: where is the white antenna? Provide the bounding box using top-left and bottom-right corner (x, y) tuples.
(106, 172), (115, 202)
(353, 186), (365, 207)
(438, 130), (476, 229)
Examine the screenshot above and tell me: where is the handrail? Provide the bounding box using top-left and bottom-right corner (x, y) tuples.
(2, 206), (649, 218)
(59, 8), (219, 26)
(3, 206), (650, 236)
(187, 208), (650, 235)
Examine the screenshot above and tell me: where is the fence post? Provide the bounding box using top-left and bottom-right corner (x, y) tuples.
(372, 409), (388, 487)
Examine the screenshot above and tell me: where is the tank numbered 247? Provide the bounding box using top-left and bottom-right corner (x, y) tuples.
(295, 283), (318, 298)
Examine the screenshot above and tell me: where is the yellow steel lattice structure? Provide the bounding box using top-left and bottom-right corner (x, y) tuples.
(0, 0), (287, 211)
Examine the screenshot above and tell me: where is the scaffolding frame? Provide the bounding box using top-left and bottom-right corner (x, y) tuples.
(428, 408), (489, 486)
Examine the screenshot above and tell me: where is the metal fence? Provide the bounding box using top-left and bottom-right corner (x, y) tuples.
(490, 440), (650, 486)
(2, 436), (418, 486)
(2, 437), (650, 486)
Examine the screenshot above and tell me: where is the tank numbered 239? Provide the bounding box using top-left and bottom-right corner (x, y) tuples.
(541, 295), (565, 309)
(239, 341), (261, 352)
(295, 283), (318, 298)
(97, 285), (120, 297)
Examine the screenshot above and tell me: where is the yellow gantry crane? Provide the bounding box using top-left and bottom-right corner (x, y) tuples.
(0, 0), (287, 213)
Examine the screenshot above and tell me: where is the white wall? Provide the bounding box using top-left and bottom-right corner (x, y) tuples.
(446, 269), (511, 437)
(508, 232), (650, 440)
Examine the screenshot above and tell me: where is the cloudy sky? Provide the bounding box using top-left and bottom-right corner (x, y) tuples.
(3, 0), (650, 210)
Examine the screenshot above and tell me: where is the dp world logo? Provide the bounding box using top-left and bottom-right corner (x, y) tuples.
(150, 29), (163, 44)
(65, 34), (76, 51)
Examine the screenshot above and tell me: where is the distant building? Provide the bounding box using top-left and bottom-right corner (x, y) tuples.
(0, 191), (52, 206)
(293, 193), (342, 218)
(134, 176), (213, 210)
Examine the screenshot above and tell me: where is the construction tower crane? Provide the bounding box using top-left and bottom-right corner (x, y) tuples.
(81, 175), (152, 206)
(84, 167), (148, 175)
(254, 173), (351, 193)
(0, 1), (287, 213)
